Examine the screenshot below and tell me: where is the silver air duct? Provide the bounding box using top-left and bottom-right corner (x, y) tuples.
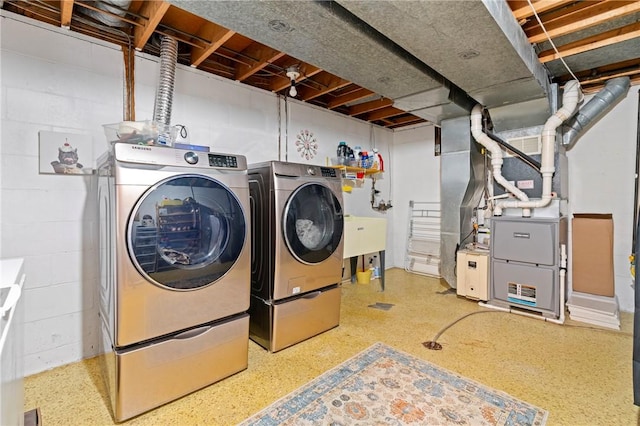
(563, 77), (631, 150)
(84, 0), (132, 27)
(153, 35), (178, 128)
(440, 116), (485, 288)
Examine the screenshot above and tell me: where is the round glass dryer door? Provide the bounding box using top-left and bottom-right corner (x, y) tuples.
(283, 182), (343, 264)
(127, 174), (246, 290)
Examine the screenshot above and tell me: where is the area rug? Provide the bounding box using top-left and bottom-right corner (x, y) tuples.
(239, 342), (547, 426)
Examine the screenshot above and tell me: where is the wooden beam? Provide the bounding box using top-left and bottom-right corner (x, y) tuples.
(134, 1), (170, 50)
(388, 114), (425, 126)
(235, 43), (285, 81)
(366, 106), (405, 121)
(297, 73), (351, 101)
(190, 23), (235, 68)
(555, 57), (640, 84)
(328, 88), (374, 109)
(60, 0), (74, 29)
(526, 1), (640, 44)
(270, 63), (322, 92)
(509, 0), (574, 21)
(123, 45), (135, 121)
(538, 21), (640, 63)
(523, 1), (601, 33)
(348, 98), (393, 116)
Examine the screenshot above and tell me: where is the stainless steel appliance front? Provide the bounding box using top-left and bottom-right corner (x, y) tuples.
(249, 161), (344, 351)
(98, 143), (251, 421)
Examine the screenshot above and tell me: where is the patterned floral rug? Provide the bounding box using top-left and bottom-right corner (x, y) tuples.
(239, 342), (548, 426)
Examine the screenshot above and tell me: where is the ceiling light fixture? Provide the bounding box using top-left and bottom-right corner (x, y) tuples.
(286, 65), (300, 97)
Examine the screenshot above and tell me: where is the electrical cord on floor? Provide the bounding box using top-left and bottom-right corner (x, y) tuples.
(422, 309), (632, 351)
(423, 310), (505, 350)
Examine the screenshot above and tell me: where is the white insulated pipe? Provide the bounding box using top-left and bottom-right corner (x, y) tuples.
(489, 80), (581, 216)
(470, 104), (530, 216)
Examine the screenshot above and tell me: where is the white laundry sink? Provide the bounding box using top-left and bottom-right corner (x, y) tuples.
(343, 216), (387, 258)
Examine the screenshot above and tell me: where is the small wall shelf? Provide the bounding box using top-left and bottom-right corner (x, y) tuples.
(329, 166), (381, 192)
(329, 165), (380, 176)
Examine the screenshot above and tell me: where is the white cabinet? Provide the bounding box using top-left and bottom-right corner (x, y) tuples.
(456, 250), (488, 301)
(1, 258), (25, 426)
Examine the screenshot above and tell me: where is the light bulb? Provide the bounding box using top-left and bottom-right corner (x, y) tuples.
(289, 84), (297, 97)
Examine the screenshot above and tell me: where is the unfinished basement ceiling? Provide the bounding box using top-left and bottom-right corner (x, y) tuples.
(3, 0), (640, 130)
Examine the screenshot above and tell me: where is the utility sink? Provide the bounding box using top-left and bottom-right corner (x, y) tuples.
(343, 216), (387, 290)
(343, 216), (387, 258)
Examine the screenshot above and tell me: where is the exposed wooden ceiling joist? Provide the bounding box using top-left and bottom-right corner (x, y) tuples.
(328, 88), (375, 110)
(537, 21), (640, 63)
(190, 23), (235, 68)
(60, 0), (74, 28)
(348, 98), (393, 116)
(134, 1), (170, 50)
(525, 0), (640, 44)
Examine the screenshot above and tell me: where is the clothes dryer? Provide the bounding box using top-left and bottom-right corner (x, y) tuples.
(97, 143), (250, 421)
(249, 161), (344, 352)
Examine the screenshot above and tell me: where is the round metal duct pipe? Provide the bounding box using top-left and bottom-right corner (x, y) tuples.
(153, 35), (179, 127)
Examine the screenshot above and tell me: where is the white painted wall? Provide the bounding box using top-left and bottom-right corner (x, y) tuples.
(390, 124), (439, 268)
(567, 86), (639, 312)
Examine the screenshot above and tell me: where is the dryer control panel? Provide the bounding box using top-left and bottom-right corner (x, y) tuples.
(320, 167), (338, 178)
(208, 154), (239, 168)
(113, 143), (247, 171)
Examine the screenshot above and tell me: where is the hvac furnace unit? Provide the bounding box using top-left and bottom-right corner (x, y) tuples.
(490, 216), (566, 318)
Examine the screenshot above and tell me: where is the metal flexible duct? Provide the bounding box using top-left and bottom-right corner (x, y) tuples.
(153, 35), (178, 127)
(84, 0), (132, 27)
(563, 77), (631, 150)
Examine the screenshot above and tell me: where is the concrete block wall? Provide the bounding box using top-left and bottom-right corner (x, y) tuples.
(1, 13), (123, 375)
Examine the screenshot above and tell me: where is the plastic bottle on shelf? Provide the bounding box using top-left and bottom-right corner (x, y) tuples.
(372, 148), (384, 172)
(360, 151), (369, 168)
(353, 145), (362, 161)
(337, 141), (348, 164)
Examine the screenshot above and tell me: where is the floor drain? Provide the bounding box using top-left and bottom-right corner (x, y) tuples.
(422, 341), (442, 350)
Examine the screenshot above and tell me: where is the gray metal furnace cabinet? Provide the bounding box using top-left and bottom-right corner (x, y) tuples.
(490, 216), (567, 318)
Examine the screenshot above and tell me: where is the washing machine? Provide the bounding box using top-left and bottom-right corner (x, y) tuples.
(248, 161), (344, 352)
(97, 143), (251, 421)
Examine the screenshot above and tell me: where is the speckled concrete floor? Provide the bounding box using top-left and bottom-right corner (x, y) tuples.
(24, 269), (638, 425)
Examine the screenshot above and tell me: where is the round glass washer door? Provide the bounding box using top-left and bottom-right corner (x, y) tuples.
(127, 174), (246, 290)
(283, 182), (343, 264)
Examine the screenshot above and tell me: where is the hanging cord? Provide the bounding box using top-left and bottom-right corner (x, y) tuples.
(526, 0), (581, 86)
(174, 124), (188, 140)
(277, 95), (282, 161)
(284, 95), (289, 162)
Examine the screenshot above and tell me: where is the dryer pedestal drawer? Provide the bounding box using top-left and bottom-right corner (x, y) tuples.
(272, 285), (340, 352)
(250, 285), (341, 352)
(110, 314), (249, 422)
